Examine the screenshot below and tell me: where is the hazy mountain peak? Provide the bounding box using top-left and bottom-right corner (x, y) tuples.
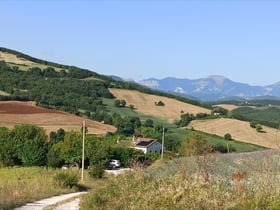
(208, 75), (227, 85)
(138, 75), (280, 101)
(139, 79), (159, 87)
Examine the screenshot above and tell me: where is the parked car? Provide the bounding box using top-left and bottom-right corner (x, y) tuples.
(61, 164), (69, 170)
(108, 159), (121, 169)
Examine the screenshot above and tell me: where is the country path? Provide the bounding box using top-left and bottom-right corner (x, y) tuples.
(14, 191), (87, 210)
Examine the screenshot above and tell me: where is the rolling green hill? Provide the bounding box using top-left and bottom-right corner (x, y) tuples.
(0, 47), (270, 152)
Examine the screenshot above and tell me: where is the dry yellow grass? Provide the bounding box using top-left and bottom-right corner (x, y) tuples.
(109, 88), (211, 122)
(0, 51), (35, 65)
(216, 104), (256, 111)
(0, 51), (64, 71)
(0, 90), (10, 96)
(215, 104), (240, 111)
(188, 118), (280, 148)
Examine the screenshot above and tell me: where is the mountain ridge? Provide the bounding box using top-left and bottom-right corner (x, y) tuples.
(138, 76), (280, 101)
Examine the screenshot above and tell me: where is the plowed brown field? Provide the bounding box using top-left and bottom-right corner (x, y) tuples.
(188, 118), (280, 148)
(109, 88), (211, 122)
(0, 101), (116, 135)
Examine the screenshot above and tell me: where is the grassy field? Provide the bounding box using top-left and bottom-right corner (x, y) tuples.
(0, 167), (83, 209)
(80, 149), (280, 210)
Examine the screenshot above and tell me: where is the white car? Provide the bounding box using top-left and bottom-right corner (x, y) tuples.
(109, 159), (121, 169)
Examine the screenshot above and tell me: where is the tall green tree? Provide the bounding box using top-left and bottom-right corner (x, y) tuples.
(10, 124), (48, 166)
(54, 131), (82, 166)
(0, 127), (19, 166)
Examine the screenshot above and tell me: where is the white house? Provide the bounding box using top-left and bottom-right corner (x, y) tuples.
(133, 137), (163, 154)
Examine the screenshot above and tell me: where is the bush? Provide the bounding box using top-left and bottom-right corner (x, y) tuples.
(53, 170), (78, 188)
(224, 133), (232, 140)
(179, 133), (213, 156)
(250, 121), (257, 128)
(256, 124), (263, 132)
(214, 143), (236, 153)
(89, 163), (105, 179)
(155, 101), (165, 106)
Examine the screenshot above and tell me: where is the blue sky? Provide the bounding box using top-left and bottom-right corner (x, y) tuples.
(1, 1), (280, 85)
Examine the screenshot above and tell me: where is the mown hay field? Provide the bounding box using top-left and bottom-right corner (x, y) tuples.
(215, 104), (240, 111)
(109, 88), (211, 122)
(0, 101), (116, 135)
(188, 118), (280, 148)
(0, 51), (64, 71)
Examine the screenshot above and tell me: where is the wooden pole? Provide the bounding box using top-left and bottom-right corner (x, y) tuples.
(161, 127), (165, 159)
(81, 120), (85, 182)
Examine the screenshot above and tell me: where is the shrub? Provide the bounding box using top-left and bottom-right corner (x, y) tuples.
(224, 133), (232, 140)
(155, 101), (165, 106)
(214, 143), (236, 153)
(53, 170), (78, 188)
(89, 163), (105, 179)
(256, 124), (263, 132)
(179, 133), (213, 156)
(250, 121), (257, 128)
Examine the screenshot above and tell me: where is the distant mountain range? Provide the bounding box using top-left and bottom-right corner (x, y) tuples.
(138, 75), (280, 101)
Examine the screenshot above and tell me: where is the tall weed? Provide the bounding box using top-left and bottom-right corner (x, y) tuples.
(80, 150), (280, 210)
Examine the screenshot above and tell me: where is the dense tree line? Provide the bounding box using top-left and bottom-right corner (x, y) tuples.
(0, 61), (113, 119)
(0, 124), (163, 178)
(232, 106), (280, 128)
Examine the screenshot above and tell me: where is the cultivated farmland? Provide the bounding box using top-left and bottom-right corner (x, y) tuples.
(0, 101), (116, 135)
(109, 88), (211, 122)
(188, 118), (280, 148)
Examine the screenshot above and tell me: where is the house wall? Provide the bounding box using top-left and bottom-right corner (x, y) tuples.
(135, 147), (147, 154)
(147, 142), (162, 154)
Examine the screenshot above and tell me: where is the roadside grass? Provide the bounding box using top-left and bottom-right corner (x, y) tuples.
(0, 167), (92, 210)
(80, 149), (280, 210)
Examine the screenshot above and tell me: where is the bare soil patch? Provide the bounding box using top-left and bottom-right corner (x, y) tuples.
(109, 88), (211, 122)
(0, 101), (116, 135)
(188, 118), (280, 148)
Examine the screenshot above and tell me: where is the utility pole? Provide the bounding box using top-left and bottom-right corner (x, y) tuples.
(81, 120), (85, 182)
(161, 127), (165, 159)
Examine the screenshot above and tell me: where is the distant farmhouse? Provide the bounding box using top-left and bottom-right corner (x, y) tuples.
(133, 137), (163, 154)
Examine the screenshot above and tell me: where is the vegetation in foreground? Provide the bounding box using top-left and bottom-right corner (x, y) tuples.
(81, 149), (280, 210)
(0, 167), (87, 210)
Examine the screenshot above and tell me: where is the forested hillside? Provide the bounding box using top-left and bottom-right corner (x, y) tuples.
(0, 47), (209, 123)
(232, 106), (280, 128)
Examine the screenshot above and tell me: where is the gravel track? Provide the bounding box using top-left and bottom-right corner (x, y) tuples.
(14, 192), (87, 210)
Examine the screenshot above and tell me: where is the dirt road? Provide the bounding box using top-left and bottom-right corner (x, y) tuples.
(14, 192), (87, 210)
